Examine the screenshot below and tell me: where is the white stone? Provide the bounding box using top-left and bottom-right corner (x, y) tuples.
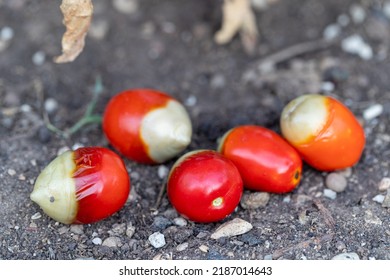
(157, 165), (169, 179)
(323, 24), (341, 41)
(44, 98), (59, 114)
(32, 51), (46, 66)
(173, 217), (187, 227)
(384, 2), (390, 19)
(240, 192), (270, 209)
(148, 232), (166, 248)
(350, 4), (366, 24)
(325, 173), (347, 193)
(92, 237), (102, 245)
(337, 14), (350, 26)
(102, 236), (122, 248)
(211, 218), (253, 239)
(332, 252), (360, 260)
(113, 0), (138, 15)
(372, 194), (385, 204)
(31, 212), (42, 220)
(0, 26), (14, 41)
(341, 35), (373, 60)
(378, 177), (390, 191)
(184, 95), (197, 107)
(363, 104), (383, 121)
(323, 189), (337, 200)
(176, 242), (188, 252)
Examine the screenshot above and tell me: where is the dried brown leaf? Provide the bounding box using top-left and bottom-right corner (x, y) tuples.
(54, 0), (93, 63)
(214, 0), (258, 54)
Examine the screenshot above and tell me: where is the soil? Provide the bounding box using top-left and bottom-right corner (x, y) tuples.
(1, 0), (390, 260)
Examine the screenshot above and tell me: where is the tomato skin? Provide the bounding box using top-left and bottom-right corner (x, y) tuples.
(167, 150), (243, 223)
(30, 147), (130, 224)
(218, 125), (302, 193)
(73, 147), (130, 224)
(280, 94), (365, 171)
(102, 89), (192, 164)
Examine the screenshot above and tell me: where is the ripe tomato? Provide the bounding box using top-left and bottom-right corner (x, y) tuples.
(280, 94), (365, 171)
(167, 150), (243, 223)
(218, 125), (302, 193)
(30, 147), (130, 224)
(102, 89), (192, 164)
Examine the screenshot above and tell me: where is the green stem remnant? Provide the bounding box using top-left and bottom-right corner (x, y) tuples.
(44, 76), (103, 139)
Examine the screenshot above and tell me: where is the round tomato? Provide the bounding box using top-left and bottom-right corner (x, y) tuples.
(167, 150), (243, 223)
(218, 125), (302, 193)
(30, 147), (130, 224)
(102, 89), (192, 164)
(280, 94), (365, 171)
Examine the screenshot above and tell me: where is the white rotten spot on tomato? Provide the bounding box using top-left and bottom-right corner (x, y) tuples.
(30, 147), (130, 224)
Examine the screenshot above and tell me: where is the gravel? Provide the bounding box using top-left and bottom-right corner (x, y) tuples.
(148, 232), (166, 249)
(325, 173), (348, 193)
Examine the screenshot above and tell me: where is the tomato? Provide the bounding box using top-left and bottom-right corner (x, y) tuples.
(102, 89), (192, 164)
(218, 125), (302, 193)
(280, 94), (365, 171)
(30, 147), (130, 224)
(167, 150), (243, 223)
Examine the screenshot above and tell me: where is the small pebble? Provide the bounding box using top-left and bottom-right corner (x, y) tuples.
(341, 34), (373, 60)
(211, 218), (253, 239)
(378, 177), (390, 191)
(113, 0), (138, 15)
(70, 224), (84, 235)
(88, 20), (109, 40)
(72, 143), (84, 150)
(31, 212), (42, 220)
(264, 254), (273, 260)
(199, 244), (209, 253)
(176, 242), (188, 252)
(335, 167), (353, 178)
(32, 51), (46, 66)
(325, 173), (347, 192)
(0, 26), (14, 41)
(337, 14), (350, 26)
(384, 2), (390, 19)
(350, 4), (366, 24)
(148, 232), (166, 248)
(102, 236), (121, 248)
(382, 189), (390, 208)
(283, 195), (291, 203)
(332, 252), (360, 260)
(92, 237), (102, 245)
(44, 98), (59, 114)
(109, 223), (126, 236)
(363, 104), (383, 121)
(184, 95), (197, 107)
(7, 169), (16, 176)
(173, 217), (187, 227)
(323, 188), (337, 200)
(210, 74), (226, 89)
(126, 224), (136, 238)
(18, 174), (26, 181)
(157, 165), (169, 179)
(323, 24), (341, 40)
(372, 194), (385, 204)
(240, 192), (270, 209)
(320, 81), (335, 92)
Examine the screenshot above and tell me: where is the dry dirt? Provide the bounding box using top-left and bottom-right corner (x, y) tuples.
(1, 0), (390, 260)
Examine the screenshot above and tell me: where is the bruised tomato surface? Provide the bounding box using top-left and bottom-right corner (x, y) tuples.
(102, 89), (192, 164)
(167, 150), (243, 223)
(218, 125), (302, 193)
(30, 147), (130, 224)
(280, 94), (365, 171)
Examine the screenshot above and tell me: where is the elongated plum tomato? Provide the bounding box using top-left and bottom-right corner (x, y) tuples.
(102, 89), (192, 164)
(280, 94), (365, 171)
(167, 150), (243, 223)
(218, 125), (302, 193)
(30, 147), (130, 224)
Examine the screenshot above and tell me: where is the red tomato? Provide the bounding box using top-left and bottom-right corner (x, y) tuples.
(102, 89), (192, 164)
(280, 94), (365, 171)
(30, 147), (130, 224)
(167, 150), (243, 223)
(218, 125), (302, 193)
